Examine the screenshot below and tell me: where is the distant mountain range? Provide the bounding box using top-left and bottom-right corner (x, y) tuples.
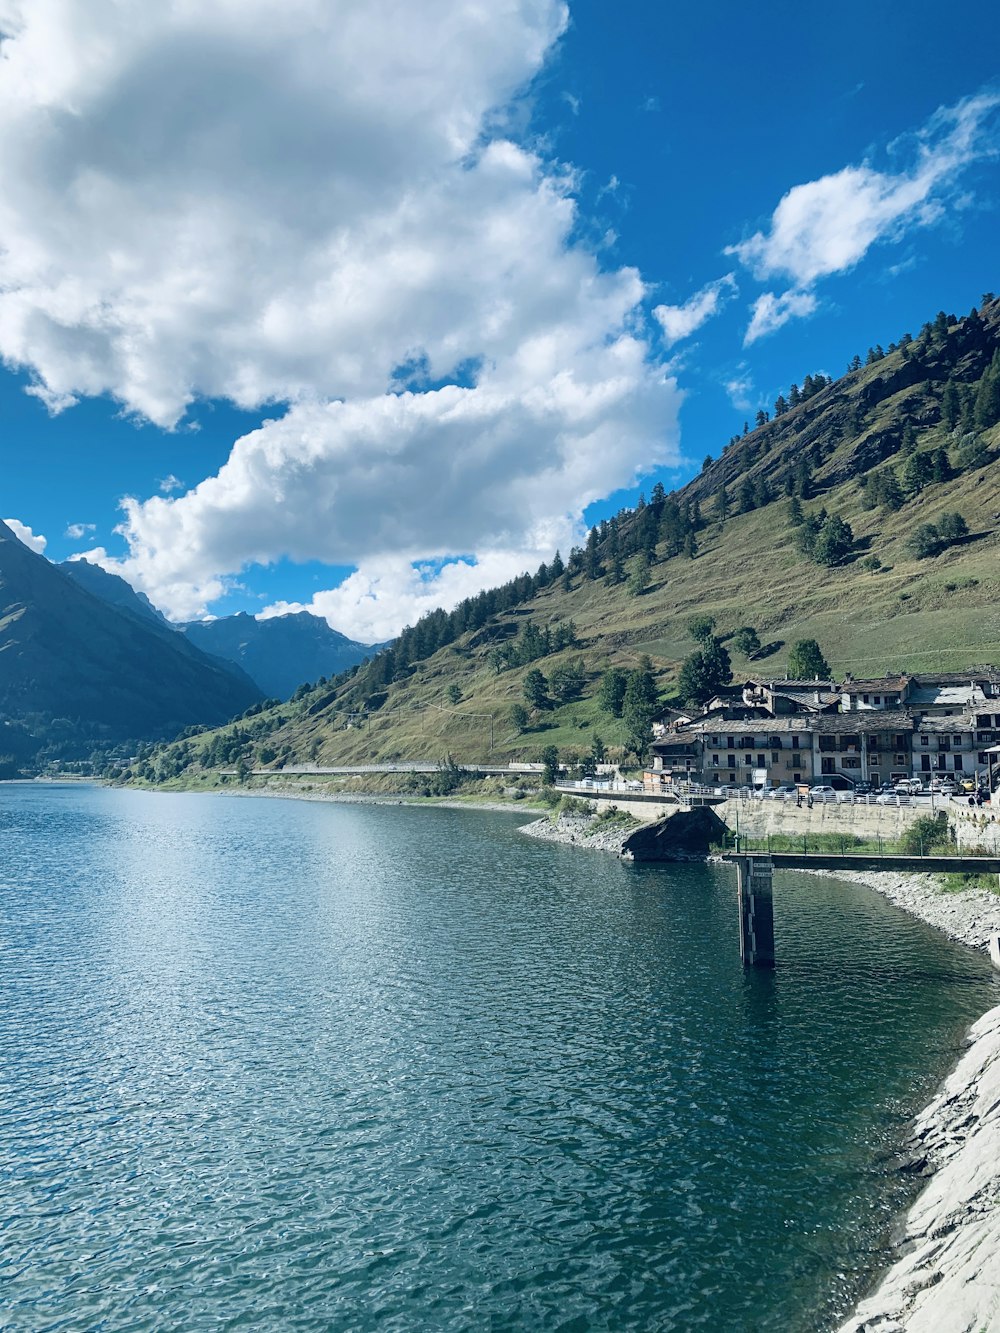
(177, 611), (379, 700)
(59, 559), (380, 702)
(0, 523), (262, 770)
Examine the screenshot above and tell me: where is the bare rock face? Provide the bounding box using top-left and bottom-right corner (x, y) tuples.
(838, 1004), (1000, 1333)
(622, 806), (728, 859)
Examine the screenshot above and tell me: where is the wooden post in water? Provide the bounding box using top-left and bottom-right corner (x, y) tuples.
(735, 855), (775, 969)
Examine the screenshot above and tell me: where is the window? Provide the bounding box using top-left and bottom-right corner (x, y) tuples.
(793, 772), (802, 783)
(976, 715), (990, 728)
(895, 754), (906, 765)
(771, 752), (780, 764)
(940, 737), (950, 751)
(863, 694), (870, 703)
(843, 756), (861, 768)
(792, 736), (800, 750)
(873, 696), (881, 705)
(744, 755), (753, 766)
(893, 735), (908, 750)
(728, 754), (736, 768)
(920, 735), (929, 745)
(886, 696), (898, 706)
(757, 753), (766, 767)
(711, 754), (719, 767)
(921, 755), (931, 771)
(952, 734), (962, 745)
(953, 755), (963, 771)
(819, 736), (835, 751)
(979, 752), (988, 764)
(821, 758), (835, 774)
(726, 736), (735, 749)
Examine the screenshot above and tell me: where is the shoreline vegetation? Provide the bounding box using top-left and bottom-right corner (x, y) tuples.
(102, 774), (1000, 1329)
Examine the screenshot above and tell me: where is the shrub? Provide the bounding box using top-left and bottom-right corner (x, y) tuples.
(898, 812), (950, 856)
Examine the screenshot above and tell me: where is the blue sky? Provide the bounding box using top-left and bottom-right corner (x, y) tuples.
(2, 0), (998, 639)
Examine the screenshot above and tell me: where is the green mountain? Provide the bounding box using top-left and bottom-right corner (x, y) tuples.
(178, 611), (380, 701)
(126, 294), (1000, 783)
(0, 522), (262, 771)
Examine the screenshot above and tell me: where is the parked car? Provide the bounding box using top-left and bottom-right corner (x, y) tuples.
(769, 785), (799, 801)
(807, 785), (839, 803)
(852, 781), (874, 796)
(895, 778), (924, 793)
(930, 779), (957, 794)
(876, 791), (912, 805)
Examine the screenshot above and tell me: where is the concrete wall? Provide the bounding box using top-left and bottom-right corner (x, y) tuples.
(713, 797), (928, 841)
(576, 790), (998, 847)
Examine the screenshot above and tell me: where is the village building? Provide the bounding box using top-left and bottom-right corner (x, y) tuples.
(646, 667), (1000, 791)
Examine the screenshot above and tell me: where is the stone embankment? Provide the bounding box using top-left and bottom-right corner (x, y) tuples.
(518, 813), (639, 856)
(837, 1004), (1000, 1333)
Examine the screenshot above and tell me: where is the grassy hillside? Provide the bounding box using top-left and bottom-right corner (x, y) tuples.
(126, 297), (1000, 783)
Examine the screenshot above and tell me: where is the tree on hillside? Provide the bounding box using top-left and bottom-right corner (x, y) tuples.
(732, 626), (761, 658)
(584, 526), (601, 580)
(621, 660), (659, 758)
(540, 745), (560, 785)
(447, 683), (462, 705)
(686, 614), (717, 644)
(936, 511), (968, 543)
(549, 658), (586, 703)
(677, 639), (732, 706)
(507, 703), (529, 733)
(786, 639), (830, 679)
(626, 552), (650, 597)
(523, 668), (549, 710)
(902, 451), (934, 496)
(811, 514), (854, 566)
(787, 495), (804, 526)
(973, 349), (1000, 430)
(908, 524), (941, 560)
(597, 666), (628, 718)
(941, 379), (961, 429)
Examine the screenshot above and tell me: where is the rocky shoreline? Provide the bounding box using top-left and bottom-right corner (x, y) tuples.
(522, 810), (1000, 1332)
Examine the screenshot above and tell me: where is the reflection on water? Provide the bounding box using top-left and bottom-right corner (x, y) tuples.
(0, 784), (995, 1331)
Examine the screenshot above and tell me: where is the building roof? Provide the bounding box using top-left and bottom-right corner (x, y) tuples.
(840, 676), (910, 693)
(676, 710), (916, 738)
(908, 685), (990, 708)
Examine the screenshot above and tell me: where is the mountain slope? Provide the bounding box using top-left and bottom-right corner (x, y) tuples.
(0, 522), (262, 761)
(60, 557), (169, 627)
(127, 294), (1000, 780)
(177, 611), (378, 700)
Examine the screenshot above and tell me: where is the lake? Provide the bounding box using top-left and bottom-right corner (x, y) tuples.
(0, 784), (995, 1330)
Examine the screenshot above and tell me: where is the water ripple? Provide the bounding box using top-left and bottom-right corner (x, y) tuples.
(0, 785), (995, 1331)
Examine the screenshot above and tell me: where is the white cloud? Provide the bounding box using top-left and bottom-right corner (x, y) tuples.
(653, 274), (737, 345)
(728, 90), (1000, 341)
(4, 517), (47, 553)
(64, 521), (95, 539)
(0, 0), (572, 426)
(98, 337), (677, 622)
(0, 0), (680, 633)
(261, 547), (575, 644)
(744, 290), (819, 345)
(723, 366), (754, 412)
(729, 92), (999, 287)
(158, 475), (183, 495)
